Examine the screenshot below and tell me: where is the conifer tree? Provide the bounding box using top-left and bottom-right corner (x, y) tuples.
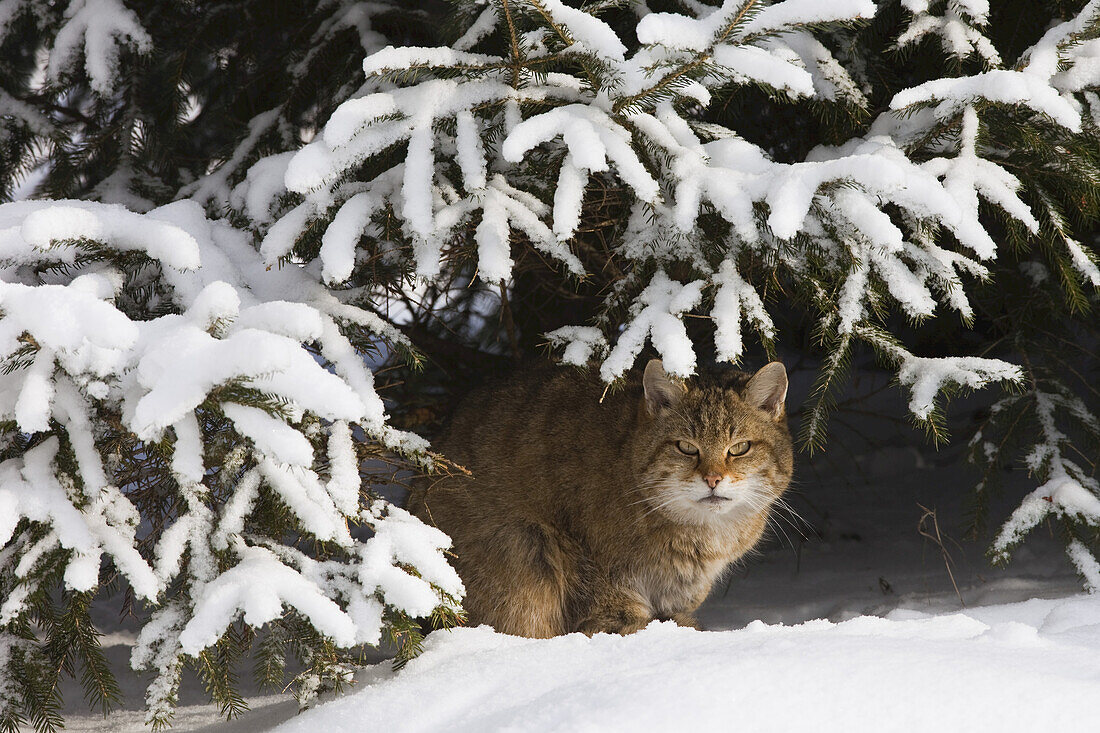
(1, 0), (1099, 729)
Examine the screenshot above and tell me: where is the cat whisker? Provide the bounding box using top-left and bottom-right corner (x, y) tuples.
(638, 492), (685, 521)
(766, 500), (810, 542)
(625, 477), (678, 496)
(767, 513), (797, 550)
(768, 509), (806, 543)
(627, 493), (667, 509)
(773, 501), (805, 526)
(770, 497), (809, 529)
(623, 476), (677, 495)
(628, 485), (680, 516)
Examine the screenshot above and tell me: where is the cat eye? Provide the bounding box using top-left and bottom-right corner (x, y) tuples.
(675, 440), (699, 455)
(728, 441), (752, 457)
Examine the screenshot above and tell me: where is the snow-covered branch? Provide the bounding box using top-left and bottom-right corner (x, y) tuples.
(988, 387), (1100, 584)
(0, 196), (460, 718)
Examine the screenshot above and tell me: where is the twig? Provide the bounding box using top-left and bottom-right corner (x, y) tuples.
(917, 503), (965, 607)
(498, 282), (521, 362)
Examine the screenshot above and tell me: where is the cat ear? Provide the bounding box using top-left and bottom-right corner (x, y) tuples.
(643, 359), (685, 416)
(744, 362), (788, 420)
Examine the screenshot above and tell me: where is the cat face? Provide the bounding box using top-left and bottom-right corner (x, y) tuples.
(632, 360), (794, 525)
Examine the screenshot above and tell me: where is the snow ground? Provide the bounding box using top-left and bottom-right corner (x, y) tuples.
(58, 375), (1092, 732)
(273, 595), (1100, 733)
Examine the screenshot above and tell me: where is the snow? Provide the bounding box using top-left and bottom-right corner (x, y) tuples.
(361, 503), (463, 602)
(178, 543), (359, 655)
(891, 70), (1083, 133)
(46, 0), (152, 94)
(991, 389), (1100, 575)
(222, 403), (314, 467)
(896, 0), (1001, 65)
(322, 93), (400, 148)
(132, 321), (358, 440)
(454, 109), (488, 191)
(357, 538), (443, 619)
(0, 437), (159, 606)
(775, 32), (868, 106)
(363, 47), (501, 77)
(892, 353), (1023, 420)
(630, 0), (871, 111)
(504, 104), (662, 241)
(257, 458), (354, 546)
(257, 0), (1017, 375)
(453, 7), (498, 52)
(1022, 0), (1100, 93)
(131, 602), (186, 727)
(235, 301), (324, 342)
(12, 347), (55, 433)
(765, 144), (969, 250)
(0, 281), (135, 380)
(744, 0), (876, 35)
(599, 272), (706, 380)
(232, 149), (296, 225)
(319, 192), (378, 282)
(474, 186), (515, 284)
(636, 0), (874, 52)
(259, 200), (312, 263)
(923, 108), (1040, 235)
(286, 74), (593, 280)
(14, 199), (201, 270)
(326, 422), (361, 515)
(635, 4), (728, 51)
(1065, 236), (1100, 287)
(545, 326), (608, 367)
(274, 595), (1100, 733)
(0, 441), (95, 570)
(1068, 541), (1100, 593)
(550, 153), (587, 242)
(535, 0), (625, 61)
(475, 175), (584, 278)
(0, 87), (54, 136)
(0, 191), (455, 707)
(211, 468), (262, 551)
(402, 124), (437, 239)
(711, 43), (815, 97)
(190, 109), (286, 211)
(711, 259), (774, 362)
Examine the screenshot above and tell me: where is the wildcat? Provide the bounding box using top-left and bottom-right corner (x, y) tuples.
(408, 358), (793, 637)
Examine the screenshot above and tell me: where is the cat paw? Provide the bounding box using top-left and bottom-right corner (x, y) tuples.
(671, 612), (703, 630)
(576, 613), (651, 636)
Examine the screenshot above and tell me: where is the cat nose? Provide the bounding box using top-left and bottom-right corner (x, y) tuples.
(703, 474), (722, 489)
